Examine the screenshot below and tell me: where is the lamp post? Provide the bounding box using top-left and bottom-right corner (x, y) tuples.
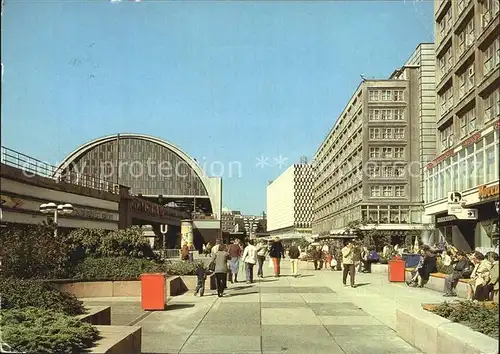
(39, 202), (74, 237)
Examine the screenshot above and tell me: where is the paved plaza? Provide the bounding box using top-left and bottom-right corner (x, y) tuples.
(84, 261), (449, 354)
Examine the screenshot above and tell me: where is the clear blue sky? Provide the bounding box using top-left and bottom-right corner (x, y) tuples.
(1, 0), (433, 215)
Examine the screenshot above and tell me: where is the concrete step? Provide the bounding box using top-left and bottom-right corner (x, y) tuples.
(77, 306), (111, 325)
(88, 325), (141, 354)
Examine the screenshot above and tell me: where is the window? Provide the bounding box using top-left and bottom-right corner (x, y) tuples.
(382, 147), (393, 158)
(466, 19), (475, 47)
(485, 134), (496, 182)
(381, 90), (391, 101)
(484, 89), (500, 122)
(394, 185), (405, 197)
(439, 86), (453, 116)
(370, 186), (381, 197)
(369, 147), (380, 158)
(369, 109), (380, 120)
(482, 0), (499, 28)
(394, 147), (405, 158)
(440, 125), (454, 151)
(369, 128), (381, 139)
(395, 166), (405, 177)
(459, 107), (476, 138)
(483, 38), (500, 76)
(368, 166), (380, 177)
(382, 186), (392, 197)
(394, 108), (404, 120)
(394, 128), (405, 139)
(380, 109), (393, 120)
(382, 128), (393, 139)
(459, 64), (475, 98)
(393, 90), (404, 101)
(382, 166), (393, 178)
(369, 90), (379, 101)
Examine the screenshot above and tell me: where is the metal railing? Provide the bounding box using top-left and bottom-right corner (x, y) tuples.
(1, 146), (120, 194)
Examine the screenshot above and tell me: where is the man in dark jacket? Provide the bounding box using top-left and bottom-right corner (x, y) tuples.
(269, 237), (285, 277)
(288, 242), (300, 277)
(443, 250), (470, 297)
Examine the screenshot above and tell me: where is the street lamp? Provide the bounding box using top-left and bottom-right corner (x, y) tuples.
(39, 202), (74, 237)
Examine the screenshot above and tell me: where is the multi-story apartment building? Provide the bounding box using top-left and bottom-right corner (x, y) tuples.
(267, 163), (314, 239)
(312, 44), (436, 240)
(424, 0), (499, 251)
(221, 208), (267, 238)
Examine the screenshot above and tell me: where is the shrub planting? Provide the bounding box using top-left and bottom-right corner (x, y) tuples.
(0, 278), (85, 315)
(430, 301), (499, 339)
(0, 307), (99, 354)
(72, 257), (204, 280)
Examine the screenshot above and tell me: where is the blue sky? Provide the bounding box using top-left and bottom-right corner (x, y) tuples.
(1, 0), (433, 215)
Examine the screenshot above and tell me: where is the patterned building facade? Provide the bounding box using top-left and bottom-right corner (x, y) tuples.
(424, 0), (499, 251)
(312, 44), (436, 238)
(267, 163), (314, 239)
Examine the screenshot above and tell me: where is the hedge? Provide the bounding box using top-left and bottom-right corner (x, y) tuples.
(72, 257), (205, 280)
(0, 278), (85, 315)
(430, 301), (499, 339)
(0, 307), (99, 354)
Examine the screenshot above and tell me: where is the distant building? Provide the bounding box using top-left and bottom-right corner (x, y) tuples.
(267, 163), (314, 239)
(312, 43), (436, 241)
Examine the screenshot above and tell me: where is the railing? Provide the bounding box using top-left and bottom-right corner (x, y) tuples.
(1, 146), (120, 194)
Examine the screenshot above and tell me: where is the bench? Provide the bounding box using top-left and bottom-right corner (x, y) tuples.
(404, 270), (469, 298)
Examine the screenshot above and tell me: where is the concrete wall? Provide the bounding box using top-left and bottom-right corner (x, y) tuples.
(267, 165), (295, 232)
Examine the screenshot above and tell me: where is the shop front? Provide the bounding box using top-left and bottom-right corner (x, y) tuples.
(428, 182), (499, 251)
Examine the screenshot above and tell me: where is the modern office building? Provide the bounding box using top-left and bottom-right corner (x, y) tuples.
(424, 0), (499, 250)
(312, 43), (437, 240)
(267, 163), (314, 239)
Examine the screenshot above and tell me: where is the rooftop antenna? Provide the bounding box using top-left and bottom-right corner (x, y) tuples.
(300, 156), (308, 165)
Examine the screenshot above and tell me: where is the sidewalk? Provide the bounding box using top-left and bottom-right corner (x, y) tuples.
(96, 259), (445, 354)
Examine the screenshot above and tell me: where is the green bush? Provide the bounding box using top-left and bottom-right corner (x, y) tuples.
(66, 226), (157, 261)
(72, 257), (204, 280)
(430, 301), (499, 339)
(0, 223), (72, 279)
(0, 278), (85, 315)
(0, 307), (99, 354)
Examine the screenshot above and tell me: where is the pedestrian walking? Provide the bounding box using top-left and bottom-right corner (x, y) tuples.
(256, 240), (268, 278)
(341, 241), (356, 288)
(209, 244), (230, 297)
(312, 246), (323, 270)
(228, 239), (243, 283)
(242, 240), (257, 283)
(269, 237), (285, 277)
(194, 262), (210, 297)
(288, 242), (300, 277)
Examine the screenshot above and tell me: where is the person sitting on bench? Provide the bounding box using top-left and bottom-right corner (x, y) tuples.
(443, 250), (471, 297)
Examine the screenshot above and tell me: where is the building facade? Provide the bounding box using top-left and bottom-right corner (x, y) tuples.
(312, 43), (436, 239)
(267, 163), (314, 239)
(424, 0), (499, 251)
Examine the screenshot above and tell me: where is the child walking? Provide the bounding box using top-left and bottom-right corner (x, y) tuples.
(194, 263), (210, 297)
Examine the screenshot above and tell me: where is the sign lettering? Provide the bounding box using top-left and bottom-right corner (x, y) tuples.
(478, 184), (500, 200)
(462, 132), (481, 148)
(436, 215), (457, 223)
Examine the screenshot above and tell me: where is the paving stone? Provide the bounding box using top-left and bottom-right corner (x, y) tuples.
(259, 286), (298, 293)
(194, 324), (261, 336)
(300, 293), (345, 303)
(260, 293), (303, 303)
(293, 286), (335, 293)
(326, 325), (397, 337)
(307, 303), (369, 316)
(261, 307), (321, 325)
(180, 335), (261, 353)
(335, 335), (421, 353)
(260, 302), (308, 309)
(142, 332), (189, 352)
(318, 315), (384, 326)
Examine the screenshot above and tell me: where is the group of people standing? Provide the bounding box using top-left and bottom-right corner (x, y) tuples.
(204, 237), (302, 297)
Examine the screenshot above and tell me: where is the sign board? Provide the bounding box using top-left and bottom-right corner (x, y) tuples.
(436, 215), (458, 223)
(478, 184), (499, 200)
(453, 208), (478, 220)
(447, 202), (463, 215)
(448, 192), (462, 203)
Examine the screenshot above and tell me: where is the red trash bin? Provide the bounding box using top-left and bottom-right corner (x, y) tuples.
(388, 259), (406, 282)
(141, 273), (167, 310)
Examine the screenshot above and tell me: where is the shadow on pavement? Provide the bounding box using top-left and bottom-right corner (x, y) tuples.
(165, 303), (196, 311)
(229, 284), (254, 290)
(224, 290), (259, 297)
(354, 283), (371, 287)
